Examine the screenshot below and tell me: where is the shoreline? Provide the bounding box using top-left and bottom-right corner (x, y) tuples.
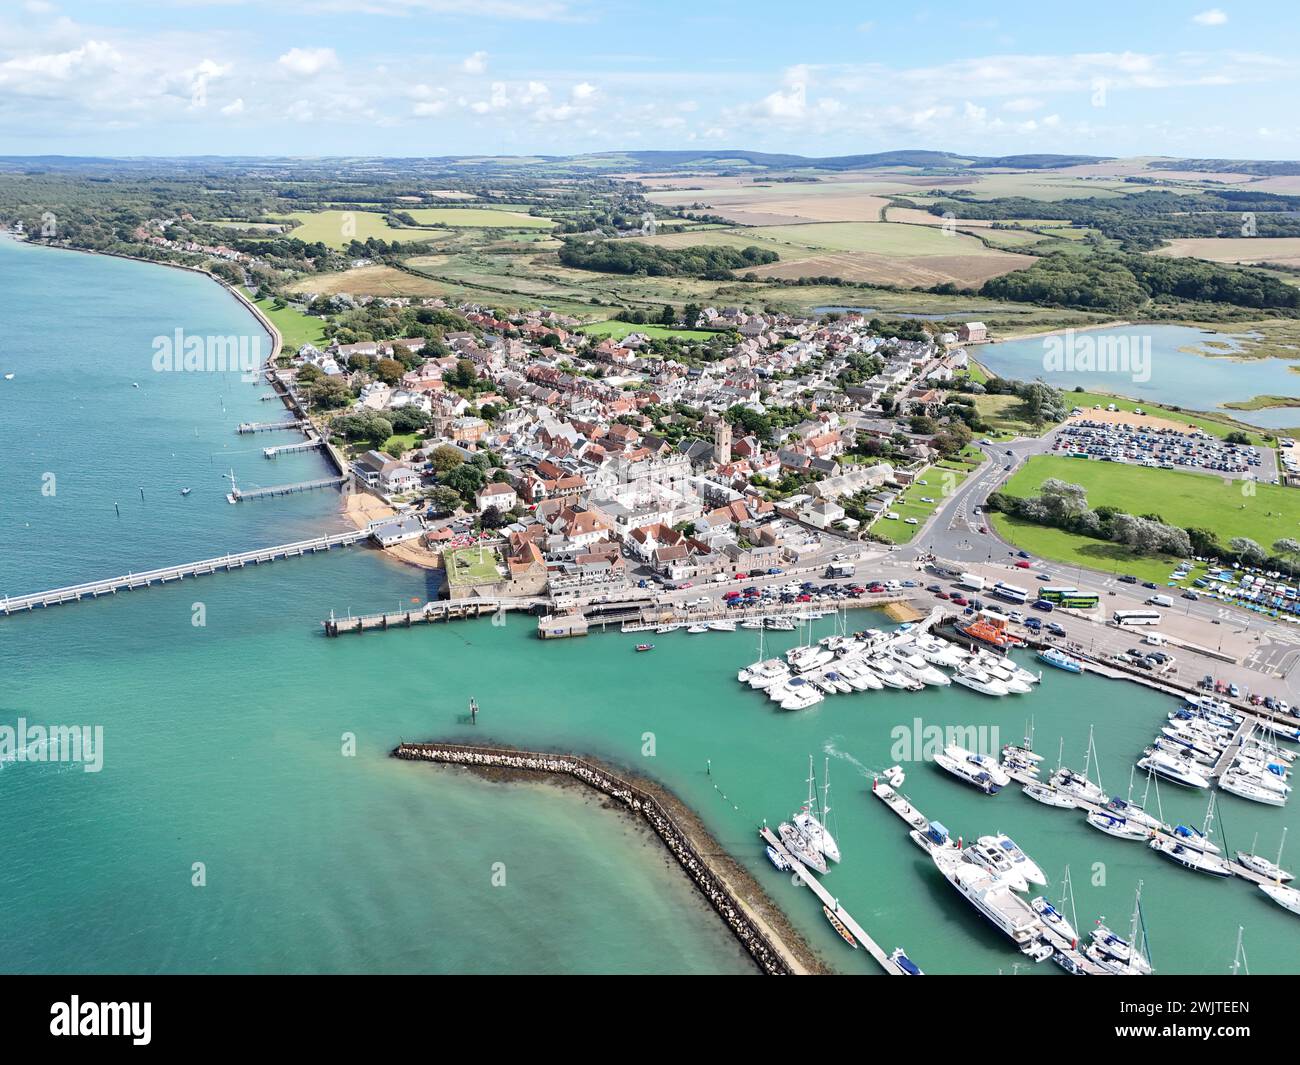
(393, 740), (828, 975)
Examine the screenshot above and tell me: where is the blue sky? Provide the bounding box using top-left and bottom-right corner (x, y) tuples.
(0, 1), (1296, 159)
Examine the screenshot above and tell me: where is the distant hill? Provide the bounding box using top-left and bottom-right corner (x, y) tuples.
(584, 149), (1110, 172)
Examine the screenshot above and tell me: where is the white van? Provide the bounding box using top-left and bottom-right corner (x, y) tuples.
(1143, 632), (1167, 647)
(957, 573), (985, 592)
(1145, 594), (1174, 608)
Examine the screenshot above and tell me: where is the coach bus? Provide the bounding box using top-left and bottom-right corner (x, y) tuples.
(992, 581), (1030, 605)
(1112, 609), (1162, 627)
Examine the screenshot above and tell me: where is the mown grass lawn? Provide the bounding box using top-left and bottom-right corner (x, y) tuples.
(988, 513), (1194, 585)
(242, 289), (329, 350)
(444, 546), (503, 585)
(1001, 455), (1300, 548)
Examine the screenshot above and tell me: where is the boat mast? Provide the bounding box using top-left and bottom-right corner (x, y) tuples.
(1060, 865), (1078, 942)
(1276, 827), (1289, 884)
(822, 757), (833, 829)
(1230, 926), (1249, 975)
(1087, 724), (1103, 794)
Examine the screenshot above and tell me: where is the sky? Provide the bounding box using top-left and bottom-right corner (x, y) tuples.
(0, 1), (1297, 160)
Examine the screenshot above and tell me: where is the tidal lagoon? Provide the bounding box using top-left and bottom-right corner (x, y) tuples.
(2, 240), (1296, 974)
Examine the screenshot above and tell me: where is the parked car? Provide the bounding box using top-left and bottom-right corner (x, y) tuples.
(1025, 617), (1042, 633)
(951, 595), (969, 606)
(1046, 622), (1066, 636)
(926, 584), (942, 593)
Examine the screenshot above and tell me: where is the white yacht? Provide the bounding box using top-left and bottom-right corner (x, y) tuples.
(931, 848), (1048, 950)
(1101, 795), (1166, 833)
(867, 659), (920, 690)
(1086, 811), (1150, 841)
(890, 650), (950, 687)
(975, 650), (1039, 686)
(835, 660), (883, 690)
(765, 616), (796, 632)
(1089, 926), (1155, 975)
(778, 821), (828, 874)
(816, 669), (854, 695)
(1023, 782), (1077, 808)
(1237, 853), (1293, 882)
(787, 645), (835, 673)
(952, 665), (1009, 697)
(1259, 882), (1300, 916)
(1137, 749), (1210, 789)
(769, 676), (825, 711)
(1219, 772), (1287, 806)
(963, 839), (1028, 892)
(935, 745), (1010, 795)
(746, 659), (789, 690)
(687, 624), (709, 634)
(912, 633), (967, 668)
(1031, 868), (1079, 944)
(792, 757), (841, 864)
(1149, 836), (1235, 877)
(1050, 767), (1107, 805)
(706, 619), (737, 632)
(980, 834), (1047, 887)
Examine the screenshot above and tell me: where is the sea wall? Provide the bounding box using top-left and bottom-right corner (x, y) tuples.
(392, 740), (802, 975)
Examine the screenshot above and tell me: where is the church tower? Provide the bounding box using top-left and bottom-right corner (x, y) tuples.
(713, 418), (732, 466)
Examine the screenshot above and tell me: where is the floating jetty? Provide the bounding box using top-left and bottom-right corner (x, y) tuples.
(393, 742), (803, 975)
(0, 531), (370, 615)
(758, 826), (904, 974)
(869, 779), (1112, 974)
(237, 419), (308, 434)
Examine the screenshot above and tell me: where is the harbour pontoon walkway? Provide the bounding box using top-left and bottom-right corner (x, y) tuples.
(758, 826), (904, 975)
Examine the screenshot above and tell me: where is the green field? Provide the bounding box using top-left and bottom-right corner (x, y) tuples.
(403, 208), (555, 228)
(579, 320), (717, 341)
(241, 289), (329, 350)
(273, 210), (419, 248)
(989, 513), (1189, 584)
(444, 546), (504, 585)
(1002, 455), (1300, 549)
(972, 393), (1045, 438)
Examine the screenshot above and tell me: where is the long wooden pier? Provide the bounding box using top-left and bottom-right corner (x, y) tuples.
(395, 742), (802, 975)
(229, 475), (348, 502)
(0, 530), (370, 615)
(237, 419), (307, 434)
(759, 826), (903, 974)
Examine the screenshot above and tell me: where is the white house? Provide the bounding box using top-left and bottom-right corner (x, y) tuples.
(475, 482), (518, 514)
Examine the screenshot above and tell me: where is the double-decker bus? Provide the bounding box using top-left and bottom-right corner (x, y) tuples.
(1040, 585), (1099, 610)
(1112, 609), (1162, 627)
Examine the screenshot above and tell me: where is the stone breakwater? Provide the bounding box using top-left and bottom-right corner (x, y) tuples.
(392, 741), (806, 975)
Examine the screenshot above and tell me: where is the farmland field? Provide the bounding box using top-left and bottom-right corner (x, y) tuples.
(271, 210), (424, 248)
(579, 320), (716, 340)
(401, 207), (555, 228)
(1153, 237), (1300, 269)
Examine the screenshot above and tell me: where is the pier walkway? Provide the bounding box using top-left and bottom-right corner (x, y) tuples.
(758, 826), (903, 974)
(324, 596), (544, 635)
(228, 475), (348, 502)
(0, 530), (370, 615)
(1209, 719), (1256, 781)
(395, 742), (800, 975)
(264, 439), (325, 459)
(237, 419), (307, 434)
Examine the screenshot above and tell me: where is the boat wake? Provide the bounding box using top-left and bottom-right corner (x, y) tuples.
(822, 740), (879, 782)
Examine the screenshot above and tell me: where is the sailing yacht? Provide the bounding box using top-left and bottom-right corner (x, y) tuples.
(1023, 782), (1078, 808)
(1031, 866), (1079, 945)
(1088, 883), (1155, 975)
(778, 820), (828, 874)
(1086, 811), (1151, 841)
(1236, 829), (1292, 883)
(1149, 837), (1234, 877)
(1219, 771), (1288, 806)
(792, 757), (841, 864)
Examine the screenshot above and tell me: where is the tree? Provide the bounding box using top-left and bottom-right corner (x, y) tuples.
(659, 304), (676, 326)
(480, 505), (506, 530)
(430, 445), (464, 473)
(375, 357), (404, 385)
(425, 486), (461, 515)
(1229, 536), (1266, 565)
(1273, 538), (1300, 575)
(442, 462), (485, 499)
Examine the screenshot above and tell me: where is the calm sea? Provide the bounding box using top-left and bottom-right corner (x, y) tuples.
(1, 238), (1296, 973)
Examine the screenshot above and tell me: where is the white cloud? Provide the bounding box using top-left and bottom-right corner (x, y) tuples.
(572, 81), (597, 101)
(460, 50), (487, 74)
(1192, 9), (1228, 26)
(277, 47), (337, 76)
(1003, 96), (1042, 112)
(220, 97), (244, 116)
(413, 100), (446, 116)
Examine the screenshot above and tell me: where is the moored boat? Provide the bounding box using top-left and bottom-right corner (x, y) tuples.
(1037, 647), (1083, 673)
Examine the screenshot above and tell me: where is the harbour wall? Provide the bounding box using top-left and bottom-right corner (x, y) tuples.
(391, 740), (808, 975)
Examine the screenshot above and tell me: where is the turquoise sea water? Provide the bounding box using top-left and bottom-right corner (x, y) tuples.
(1, 238), (1297, 974)
(977, 325), (1300, 430)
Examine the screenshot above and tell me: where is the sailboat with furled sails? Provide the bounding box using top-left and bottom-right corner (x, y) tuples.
(793, 755), (841, 864)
